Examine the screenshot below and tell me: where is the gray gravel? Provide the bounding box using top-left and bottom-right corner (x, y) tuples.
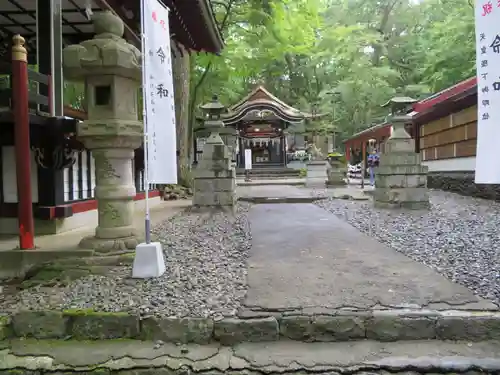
(2, 203), (251, 318)
(315, 190), (500, 305)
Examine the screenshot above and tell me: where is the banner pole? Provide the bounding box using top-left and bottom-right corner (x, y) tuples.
(140, 0), (151, 244)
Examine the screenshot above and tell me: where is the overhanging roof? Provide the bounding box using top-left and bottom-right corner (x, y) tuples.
(0, 0), (223, 63)
(411, 77), (477, 125)
(0, 0), (100, 61)
(413, 77), (477, 113)
(118, 0), (224, 53)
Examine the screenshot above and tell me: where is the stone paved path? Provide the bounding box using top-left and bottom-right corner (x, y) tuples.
(244, 202), (498, 311)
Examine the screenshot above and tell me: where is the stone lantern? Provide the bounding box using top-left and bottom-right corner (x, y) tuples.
(372, 96), (429, 209)
(326, 151), (346, 186)
(63, 11), (143, 251)
(195, 98), (237, 167)
(192, 95), (236, 212)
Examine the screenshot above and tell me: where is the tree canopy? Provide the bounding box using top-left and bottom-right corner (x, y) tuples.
(191, 0), (476, 142)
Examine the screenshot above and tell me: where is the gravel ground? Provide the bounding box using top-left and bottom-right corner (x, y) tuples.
(315, 190), (500, 305)
(1, 203), (251, 318)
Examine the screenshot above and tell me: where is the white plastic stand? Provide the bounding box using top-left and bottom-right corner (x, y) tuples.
(132, 242), (166, 278)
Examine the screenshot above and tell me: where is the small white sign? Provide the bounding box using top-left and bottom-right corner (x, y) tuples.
(142, 0), (177, 184)
(244, 149), (252, 170)
(475, 0), (500, 183)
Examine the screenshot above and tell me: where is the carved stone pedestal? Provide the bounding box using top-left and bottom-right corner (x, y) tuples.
(63, 11), (143, 251)
(78, 146), (141, 252)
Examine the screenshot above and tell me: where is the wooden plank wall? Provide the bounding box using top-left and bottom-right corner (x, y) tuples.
(420, 105), (477, 161)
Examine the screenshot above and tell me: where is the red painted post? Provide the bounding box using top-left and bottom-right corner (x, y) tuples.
(11, 34), (35, 249)
(344, 141), (351, 162)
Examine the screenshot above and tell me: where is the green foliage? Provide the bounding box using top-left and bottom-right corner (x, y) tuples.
(189, 0), (475, 148)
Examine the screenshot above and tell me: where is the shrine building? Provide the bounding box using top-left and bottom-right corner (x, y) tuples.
(221, 86), (317, 169)
(0, 0), (223, 237)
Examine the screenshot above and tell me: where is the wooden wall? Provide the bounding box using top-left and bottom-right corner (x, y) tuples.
(420, 105), (477, 161)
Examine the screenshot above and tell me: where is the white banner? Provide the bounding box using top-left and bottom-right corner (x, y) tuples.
(142, 0), (177, 184)
(475, 2), (500, 183)
(244, 149), (252, 170)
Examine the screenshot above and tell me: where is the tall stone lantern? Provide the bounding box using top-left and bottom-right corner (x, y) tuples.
(63, 11), (143, 251)
(192, 95), (236, 212)
(373, 97), (429, 209)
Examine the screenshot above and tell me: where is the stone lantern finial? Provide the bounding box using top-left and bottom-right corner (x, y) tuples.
(93, 11), (125, 38)
(382, 96), (417, 140)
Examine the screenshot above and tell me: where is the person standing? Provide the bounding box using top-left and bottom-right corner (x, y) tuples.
(367, 149), (380, 186)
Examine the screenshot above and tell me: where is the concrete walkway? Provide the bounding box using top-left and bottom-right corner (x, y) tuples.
(244, 202), (498, 311)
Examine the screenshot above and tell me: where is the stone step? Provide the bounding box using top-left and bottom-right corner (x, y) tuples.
(3, 308), (500, 344)
(1, 338), (499, 374)
(238, 175), (301, 180)
(236, 169), (302, 178)
(237, 169), (301, 175)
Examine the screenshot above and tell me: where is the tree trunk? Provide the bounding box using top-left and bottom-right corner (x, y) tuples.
(171, 42), (192, 187)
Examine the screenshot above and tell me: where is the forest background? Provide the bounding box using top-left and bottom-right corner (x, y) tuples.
(64, 0), (476, 184)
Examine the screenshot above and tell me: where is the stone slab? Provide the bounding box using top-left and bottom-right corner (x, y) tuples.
(244, 203), (498, 311)
(1, 338), (500, 373)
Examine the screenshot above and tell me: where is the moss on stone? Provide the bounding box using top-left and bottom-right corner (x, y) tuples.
(63, 309), (129, 317)
(0, 316), (12, 340)
(11, 311), (67, 339)
(61, 310), (139, 340)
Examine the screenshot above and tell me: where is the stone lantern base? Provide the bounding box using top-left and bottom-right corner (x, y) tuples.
(79, 234), (140, 253)
(306, 160), (328, 188)
(192, 132), (236, 214)
(373, 121), (429, 210)
(327, 160), (346, 186)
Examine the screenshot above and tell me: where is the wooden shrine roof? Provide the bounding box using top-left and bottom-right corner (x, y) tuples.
(223, 86), (325, 125)
(0, 0), (223, 62)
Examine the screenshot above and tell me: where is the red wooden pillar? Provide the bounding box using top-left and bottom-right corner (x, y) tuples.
(344, 141), (351, 162)
(12, 35), (35, 249)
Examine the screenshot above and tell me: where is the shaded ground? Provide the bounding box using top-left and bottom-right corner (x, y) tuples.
(244, 202), (498, 311)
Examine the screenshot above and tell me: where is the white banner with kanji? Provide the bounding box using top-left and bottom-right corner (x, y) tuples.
(475, 0), (500, 183)
(142, 0), (177, 184)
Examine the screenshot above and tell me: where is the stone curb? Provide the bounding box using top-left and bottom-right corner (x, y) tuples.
(2, 309), (500, 344)
(237, 181), (305, 186)
(238, 196), (327, 204)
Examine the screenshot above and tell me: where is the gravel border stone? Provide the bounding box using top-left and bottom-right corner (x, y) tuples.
(2, 308), (500, 344)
